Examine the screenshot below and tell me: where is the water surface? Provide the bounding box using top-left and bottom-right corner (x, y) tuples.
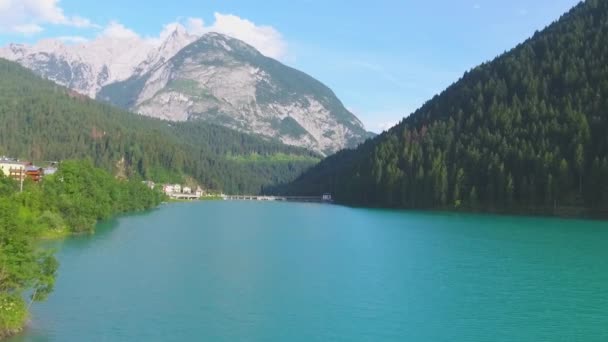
(10, 201), (608, 341)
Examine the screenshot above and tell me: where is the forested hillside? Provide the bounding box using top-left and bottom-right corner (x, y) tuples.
(0, 59), (319, 194)
(281, 0), (608, 216)
(0, 160), (166, 338)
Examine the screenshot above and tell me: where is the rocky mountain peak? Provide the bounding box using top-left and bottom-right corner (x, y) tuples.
(134, 27), (198, 76)
(2, 33), (372, 155)
(98, 33), (371, 154)
(0, 36), (152, 96)
(196, 32), (261, 57)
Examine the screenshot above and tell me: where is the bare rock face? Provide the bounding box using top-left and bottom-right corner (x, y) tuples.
(0, 27), (196, 98)
(98, 33), (371, 154)
(1, 31), (371, 155)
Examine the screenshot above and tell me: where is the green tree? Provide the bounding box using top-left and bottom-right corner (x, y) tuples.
(282, 0), (608, 217)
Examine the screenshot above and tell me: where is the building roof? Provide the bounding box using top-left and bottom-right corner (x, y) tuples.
(0, 158), (26, 165)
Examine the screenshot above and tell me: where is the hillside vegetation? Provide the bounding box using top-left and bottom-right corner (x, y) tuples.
(0, 59), (319, 194)
(0, 160), (163, 338)
(281, 0), (608, 216)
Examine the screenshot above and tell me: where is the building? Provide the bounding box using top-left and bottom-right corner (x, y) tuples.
(0, 158), (26, 181)
(173, 184), (182, 194)
(25, 165), (44, 182)
(162, 184), (175, 195)
(195, 187), (204, 197)
(322, 193), (333, 202)
(43, 167), (57, 176)
(182, 186), (192, 194)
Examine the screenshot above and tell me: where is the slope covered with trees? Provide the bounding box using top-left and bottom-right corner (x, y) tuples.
(0, 160), (163, 338)
(0, 59), (319, 194)
(281, 0), (608, 216)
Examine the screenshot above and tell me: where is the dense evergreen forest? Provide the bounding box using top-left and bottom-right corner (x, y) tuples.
(281, 0), (608, 216)
(0, 59), (319, 194)
(0, 160), (163, 338)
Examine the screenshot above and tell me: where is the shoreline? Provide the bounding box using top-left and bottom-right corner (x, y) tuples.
(0, 327), (23, 341)
(1, 204), (165, 341)
(326, 200), (608, 221)
(166, 196), (224, 203)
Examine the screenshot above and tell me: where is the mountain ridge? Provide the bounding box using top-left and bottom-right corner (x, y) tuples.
(0, 57), (320, 194)
(97, 32), (371, 154)
(1, 31), (372, 155)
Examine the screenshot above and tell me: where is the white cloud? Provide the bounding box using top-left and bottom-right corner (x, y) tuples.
(145, 21), (187, 45)
(156, 13), (287, 59)
(70, 16), (97, 28)
(185, 18), (206, 36)
(5, 6), (287, 59)
(207, 13), (287, 59)
(0, 0), (11, 12)
(0, 0), (97, 34)
(12, 23), (44, 35)
(56, 35), (88, 44)
(101, 21), (140, 40)
(22, 0), (65, 24)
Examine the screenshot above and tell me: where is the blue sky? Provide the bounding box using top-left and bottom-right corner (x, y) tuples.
(0, 0), (581, 132)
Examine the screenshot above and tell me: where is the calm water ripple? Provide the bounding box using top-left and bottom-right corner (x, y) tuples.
(9, 201), (608, 341)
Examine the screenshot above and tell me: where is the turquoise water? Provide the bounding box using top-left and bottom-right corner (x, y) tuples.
(10, 201), (608, 341)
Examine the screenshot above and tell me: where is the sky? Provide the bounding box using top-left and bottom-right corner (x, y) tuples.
(0, 0), (582, 133)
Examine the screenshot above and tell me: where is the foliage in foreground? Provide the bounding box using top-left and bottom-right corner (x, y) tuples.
(0, 294), (27, 339)
(0, 160), (164, 337)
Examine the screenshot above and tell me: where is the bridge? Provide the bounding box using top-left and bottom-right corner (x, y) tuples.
(223, 195), (332, 203)
(169, 193), (201, 200)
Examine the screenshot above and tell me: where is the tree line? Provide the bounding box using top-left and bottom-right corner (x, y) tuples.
(280, 0), (608, 216)
(0, 160), (165, 337)
(0, 59), (319, 195)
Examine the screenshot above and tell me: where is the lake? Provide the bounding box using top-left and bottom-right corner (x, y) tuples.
(9, 201), (608, 341)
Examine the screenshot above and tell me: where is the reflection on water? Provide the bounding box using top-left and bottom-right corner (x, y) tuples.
(11, 201), (608, 342)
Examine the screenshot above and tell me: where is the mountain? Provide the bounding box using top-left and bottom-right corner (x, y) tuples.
(97, 32), (370, 154)
(0, 37), (146, 97)
(0, 27), (197, 98)
(1, 32), (371, 155)
(132, 26), (198, 77)
(279, 0), (608, 216)
(0, 58), (319, 194)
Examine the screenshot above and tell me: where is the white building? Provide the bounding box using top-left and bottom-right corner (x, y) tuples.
(163, 184), (175, 195)
(183, 186), (192, 194)
(0, 158), (25, 179)
(195, 187), (204, 197)
(173, 184), (182, 193)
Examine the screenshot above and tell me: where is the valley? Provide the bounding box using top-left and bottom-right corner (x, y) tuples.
(1, 30), (372, 155)
(0, 58), (320, 195)
(1, 1), (607, 341)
